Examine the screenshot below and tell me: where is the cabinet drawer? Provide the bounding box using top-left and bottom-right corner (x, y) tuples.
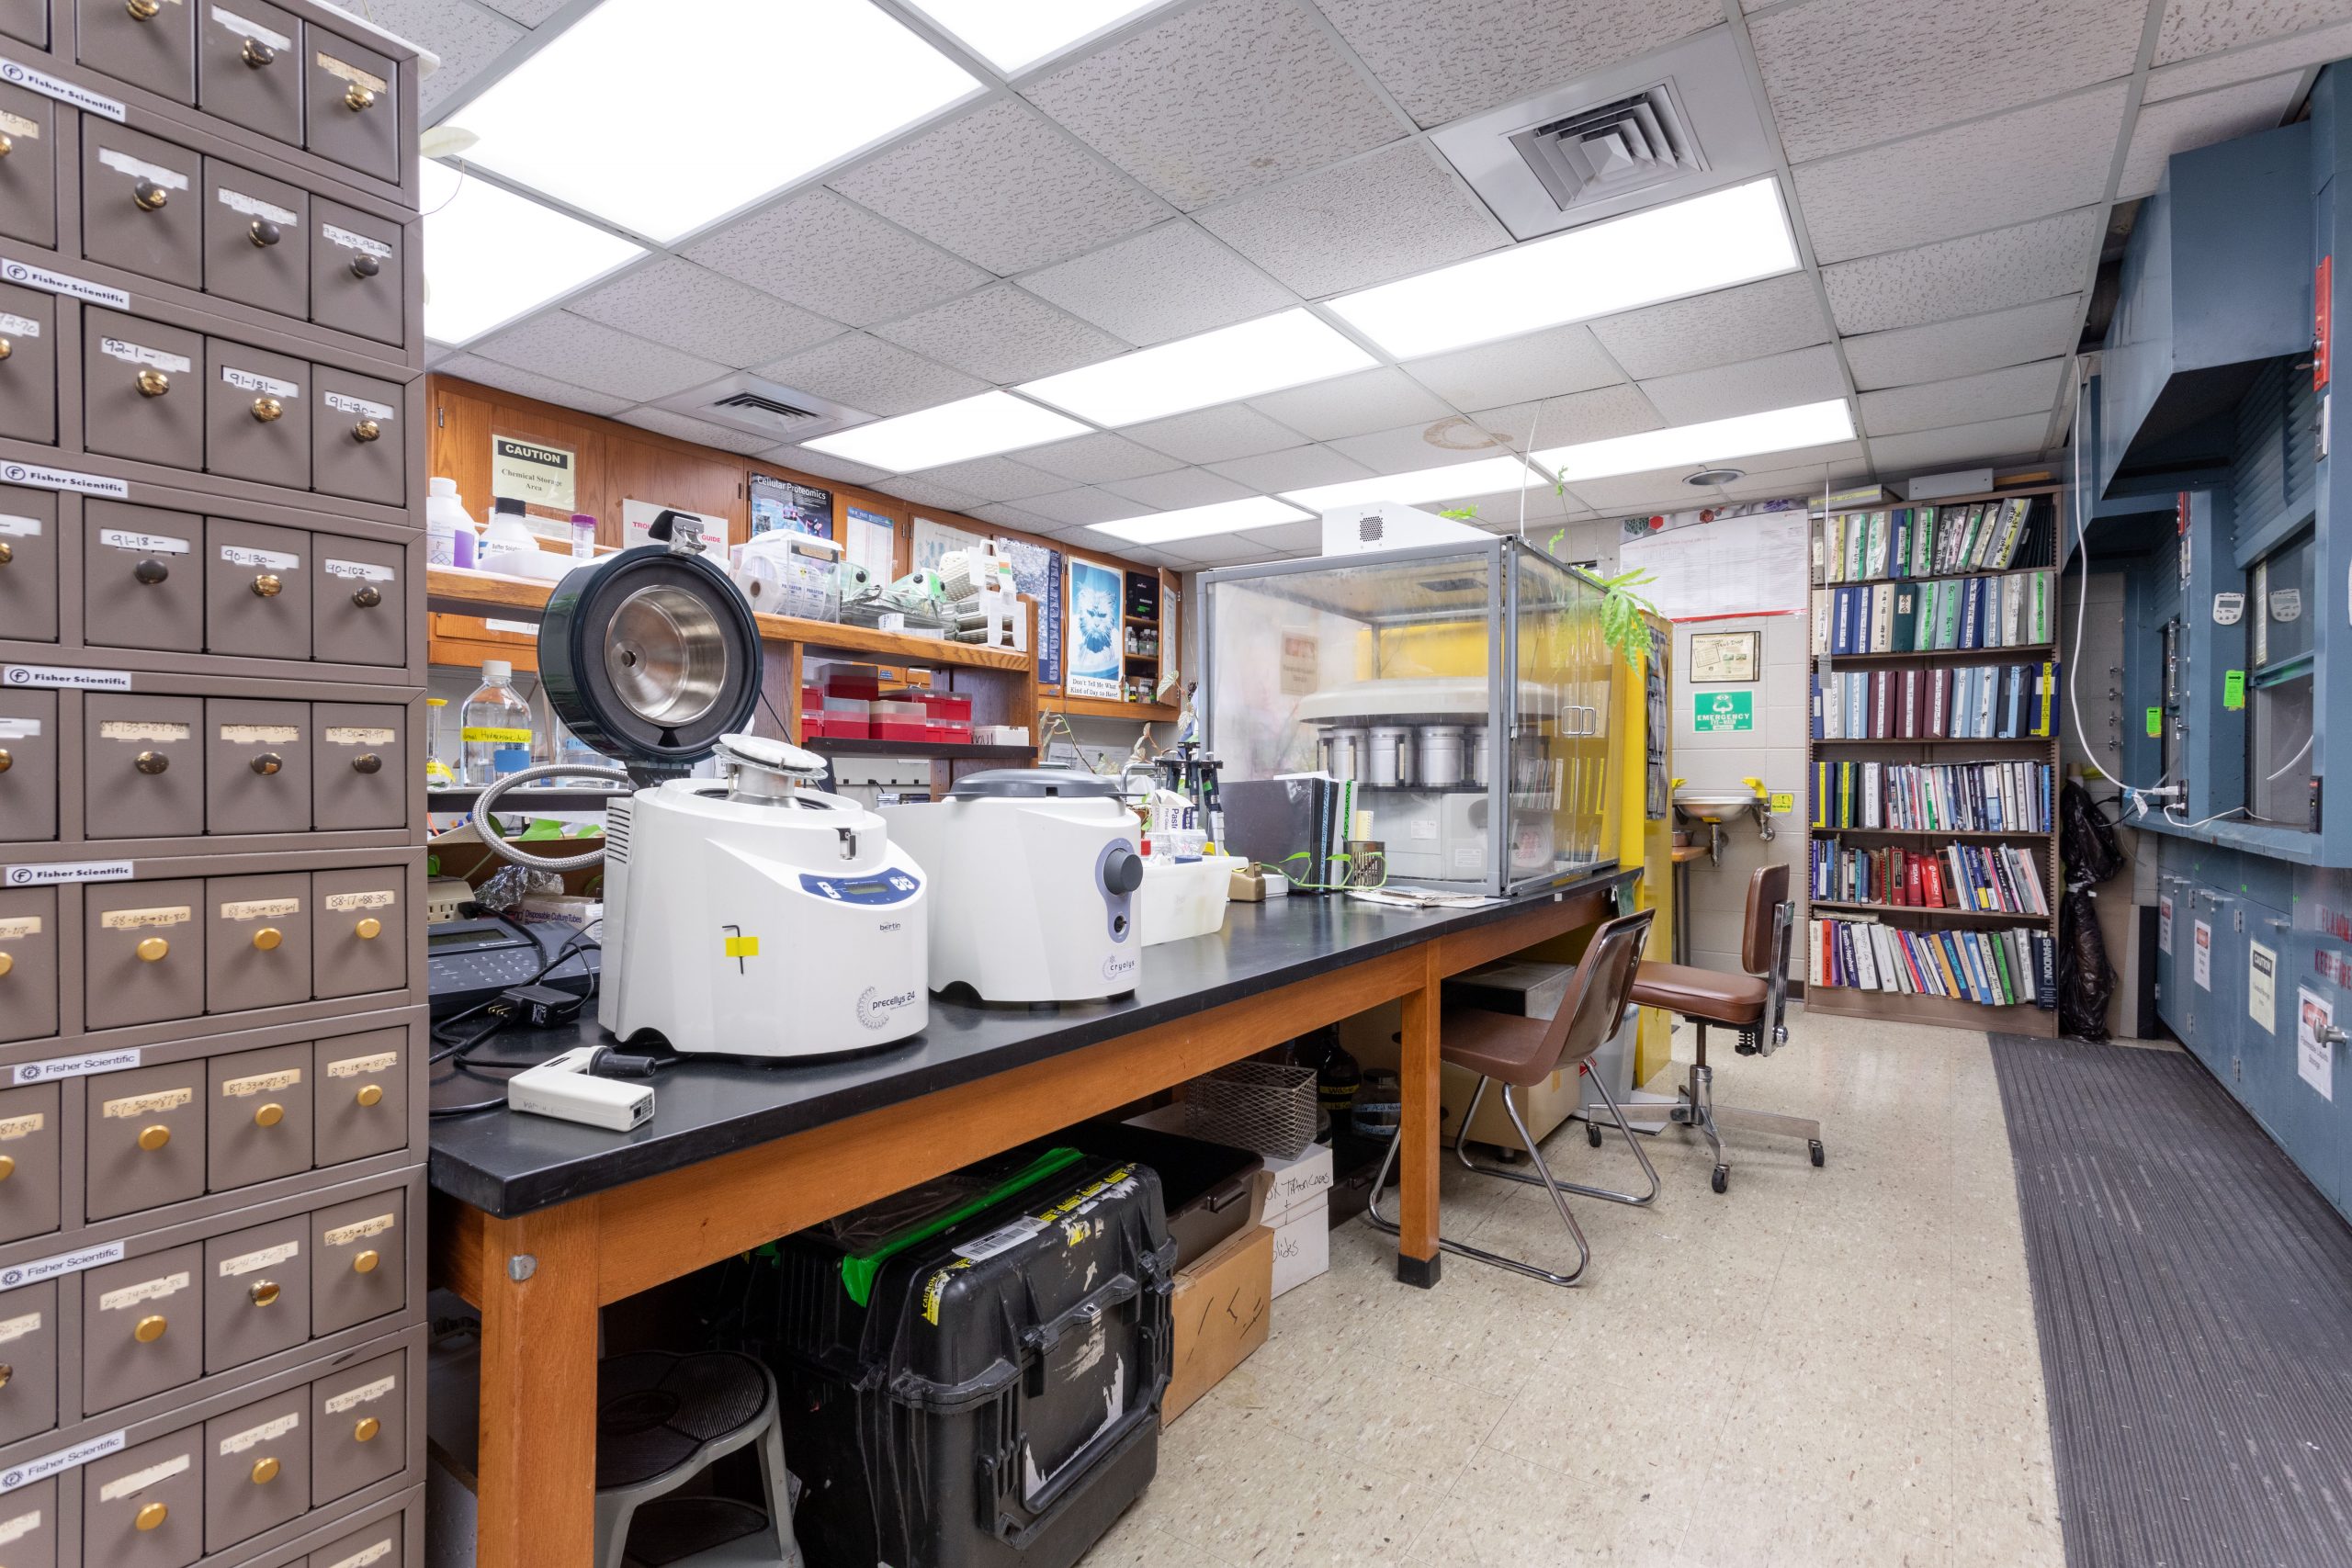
(311, 369), (401, 504)
(85, 1427), (205, 1568)
(0, 78), (57, 250)
(0, 279), (57, 446)
(204, 698), (310, 835)
(202, 1213), (308, 1373)
(79, 119), (200, 288)
(203, 160), (307, 315)
(0, 887), (56, 1045)
(310, 1349), (403, 1504)
(314, 1031), (403, 1164)
(85, 694), (202, 840)
(204, 871), (311, 1018)
(304, 29), (398, 184)
(0, 1082), (60, 1245)
(310, 199), (400, 344)
(312, 536), (404, 668)
(309, 1512), (401, 1568)
(85, 316), (202, 470)
(82, 1242), (203, 1412)
(204, 1384), (310, 1553)
(206, 339), (310, 489)
(206, 1041), (311, 1190)
(310, 1192), (401, 1336)
(205, 517), (309, 660)
(0, 1478), (54, 1568)
(85, 1055), (205, 1215)
(83, 501), (201, 652)
(0, 1280), (56, 1447)
(0, 0), (44, 50)
(0, 487), (56, 643)
(312, 703), (402, 830)
(198, 0), (302, 148)
(311, 866), (403, 998)
(77, 0), (197, 104)
(0, 687), (55, 842)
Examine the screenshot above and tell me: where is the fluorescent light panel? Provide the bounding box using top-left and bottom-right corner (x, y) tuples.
(456, 0), (980, 243)
(422, 160), (647, 344)
(804, 390), (1090, 471)
(1534, 400), (1855, 482)
(906, 0), (1168, 73)
(1019, 309), (1377, 428)
(1329, 178), (1800, 359)
(1282, 455), (1543, 513)
(1089, 496), (1310, 545)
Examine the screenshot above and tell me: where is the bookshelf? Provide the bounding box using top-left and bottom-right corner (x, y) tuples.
(1804, 481), (2065, 1038)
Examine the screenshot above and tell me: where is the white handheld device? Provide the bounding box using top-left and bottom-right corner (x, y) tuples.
(507, 1047), (656, 1132)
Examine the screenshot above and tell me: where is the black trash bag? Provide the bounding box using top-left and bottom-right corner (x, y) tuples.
(2059, 886), (2115, 1041)
(2061, 779), (2125, 885)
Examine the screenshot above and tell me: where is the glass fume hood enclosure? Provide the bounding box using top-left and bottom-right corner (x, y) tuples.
(1201, 539), (1620, 897)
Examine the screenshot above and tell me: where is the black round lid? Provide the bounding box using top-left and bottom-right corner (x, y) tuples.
(949, 768), (1124, 801)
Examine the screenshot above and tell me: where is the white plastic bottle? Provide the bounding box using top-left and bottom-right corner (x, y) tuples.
(460, 660), (534, 784)
(478, 498), (539, 575)
(425, 477), (476, 569)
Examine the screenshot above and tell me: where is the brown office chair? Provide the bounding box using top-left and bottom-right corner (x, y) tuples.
(1366, 908), (1658, 1288)
(1627, 863), (1823, 1194)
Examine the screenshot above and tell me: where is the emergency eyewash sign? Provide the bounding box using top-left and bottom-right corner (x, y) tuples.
(1692, 690), (1755, 733)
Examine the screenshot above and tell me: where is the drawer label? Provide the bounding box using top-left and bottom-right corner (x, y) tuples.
(0, 110), (37, 141)
(0, 1240), (122, 1292)
(323, 558), (395, 581)
(101, 1086), (192, 1116)
(326, 890), (395, 912)
(327, 1051), (398, 1077)
(96, 149), (189, 193)
(0, 513), (40, 536)
(324, 727), (395, 746)
(322, 1539), (392, 1568)
(0, 258), (127, 311)
(0, 1506), (36, 1544)
(99, 338), (190, 374)
(96, 1450), (188, 1502)
(219, 897), (299, 920)
(0, 312), (38, 339)
(98, 906), (190, 931)
(0, 718), (33, 739)
(97, 527), (186, 555)
(4, 663), (131, 690)
(210, 6), (290, 51)
(97, 719), (188, 742)
(323, 1213), (394, 1246)
(218, 1240), (298, 1277)
(324, 390), (395, 421)
(0, 1311), (40, 1345)
(216, 1411), (298, 1454)
(322, 224), (394, 261)
(221, 366), (299, 398)
(323, 1373), (396, 1412)
(220, 1067), (300, 1096)
(0, 461), (130, 497)
(0, 917), (36, 938)
(0, 1111), (43, 1140)
(315, 52), (389, 95)
(96, 1270), (187, 1311)
(0, 58), (125, 124)
(10, 1047), (139, 1083)
(5, 860), (133, 886)
(217, 722), (300, 744)
(0, 1428), (125, 1494)
(219, 543), (299, 570)
(216, 187), (298, 227)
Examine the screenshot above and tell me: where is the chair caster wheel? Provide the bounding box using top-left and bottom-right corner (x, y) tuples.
(1809, 1139), (1826, 1168)
(1711, 1166), (1728, 1194)
(1587, 1122), (1603, 1147)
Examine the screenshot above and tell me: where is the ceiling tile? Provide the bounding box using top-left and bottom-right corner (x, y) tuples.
(684, 188), (990, 328)
(1842, 296), (2083, 389)
(1637, 344), (1849, 425)
(1588, 274), (1833, 381)
(1206, 444), (1374, 492)
(1750, 0), (2143, 164)
(1163, 533), (1284, 566)
(1793, 84), (2129, 263)
(472, 312), (729, 402)
(476, 0), (564, 22)
(1434, 484), (1570, 528)
(1473, 383), (1666, 449)
(1562, 466), (1723, 513)
(1328, 420), (1519, 473)
(2155, 0), (2352, 63)
(1023, 0), (1400, 209)
(1315, 0), (1724, 127)
(1100, 467), (1254, 509)
(1023, 487), (1149, 525)
(366, 0), (524, 117)
(437, 353), (634, 417)
(756, 334), (989, 417)
(1021, 431), (1185, 483)
(766, 444), (892, 488)
(971, 503), (1053, 532)
(1819, 209), (2103, 335)
(1866, 411), (2055, 472)
(565, 257), (842, 368)
(1231, 518), (1327, 557)
(1401, 323), (1623, 410)
(829, 97), (1166, 274)
(616, 407), (776, 455)
(905, 455), (1066, 502)
(1857, 358), (2068, 436)
(1193, 142), (1508, 298)
(2148, 16), (2352, 96)
(878, 477), (983, 513)
(1124, 403), (1302, 464)
(1249, 367), (1454, 441)
(2117, 72), (2305, 198)
(870, 284), (1128, 385)
(1715, 460), (1873, 501)
(1017, 221), (1294, 344)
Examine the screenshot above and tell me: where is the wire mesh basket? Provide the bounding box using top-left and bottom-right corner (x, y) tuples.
(1182, 1060), (1319, 1160)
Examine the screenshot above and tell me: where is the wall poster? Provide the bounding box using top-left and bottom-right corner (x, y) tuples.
(1066, 558), (1123, 700)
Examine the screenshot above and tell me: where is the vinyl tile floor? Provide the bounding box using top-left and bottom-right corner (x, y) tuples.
(1079, 1007), (2066, 1568)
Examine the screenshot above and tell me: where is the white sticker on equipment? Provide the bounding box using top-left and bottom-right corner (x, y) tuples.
(96, 150), (188, 192)
(98, 338), (189, 373)
(221, 365), (299, 398)
(216, 187), (297, 226)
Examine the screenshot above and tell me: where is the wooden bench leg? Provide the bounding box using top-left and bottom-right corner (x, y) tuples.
(474, 1199), (602, 1568)
(1396, 947), (1442, 1287)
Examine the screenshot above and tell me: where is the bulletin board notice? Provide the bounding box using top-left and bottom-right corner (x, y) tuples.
(1619, 513), (1809, 622)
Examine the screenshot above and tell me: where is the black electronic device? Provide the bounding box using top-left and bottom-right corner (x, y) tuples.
(428, 916), (600, 1019)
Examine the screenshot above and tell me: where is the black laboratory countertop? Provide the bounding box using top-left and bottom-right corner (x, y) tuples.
(427, 867), (1639, 1217)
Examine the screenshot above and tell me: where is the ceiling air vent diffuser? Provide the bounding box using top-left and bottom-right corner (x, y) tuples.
(651, 373), (870, 445)
(1508, 83), (1704, 213)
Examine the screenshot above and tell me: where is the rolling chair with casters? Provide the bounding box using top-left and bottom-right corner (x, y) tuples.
(1626, 862), (1824, 1194)
(1366, 908), (1660, 1287)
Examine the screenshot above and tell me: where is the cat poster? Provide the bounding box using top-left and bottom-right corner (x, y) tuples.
(1067, 558), (1123, 699)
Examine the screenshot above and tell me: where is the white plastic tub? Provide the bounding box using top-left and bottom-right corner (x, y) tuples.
(1138, 854), (1244, 946)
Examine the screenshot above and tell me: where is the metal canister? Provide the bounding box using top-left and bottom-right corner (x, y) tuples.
(1464, 724), (1488, 787)
(1416, 725), (1464, 787)
(1368, 725), (1413, 787)
(1319, 727), (1368, 780)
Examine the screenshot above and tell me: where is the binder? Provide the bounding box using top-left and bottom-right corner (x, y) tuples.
(1934, 581), (1962, 649)
(1960, 576), (1982, 649)
(1892, 583), (1918, 651)
(1834, 587), (1855, 655)
(1871, 582), (1894, 651)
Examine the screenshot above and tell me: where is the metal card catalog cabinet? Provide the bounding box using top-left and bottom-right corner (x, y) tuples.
(199, 1), (306, 152)
(206, 699), (312, 833)
(311, 1511), (401, 1568)
(0, 887), (57, 1043)
(311, 866), (403, 997)
(85, 1425), (207, 1568)
(205, 1383), (312, 1551)
(0, 0), (44, 51)
(0, 1082), (62, 1243)
(0, 77), (57, 250)
(311, 536), (404, 666)
(314, 1031), (402, 1162)
(80, 121), (203, 287)
(309, 1193), (401, 1335)
(0, 1480), (54, 1568)
(309, 200), (400, 344)
(0, 1280), (58, 1446)
(85, 316), (204, 469)
(204, 160), (310, 313)
(0, 488), (58, 642)
(85, 500), (203, 652)
(0, 687), (57, 842)
(0, 279), (58, 446)
(78, 0), (198, 104)
(311, 368), (401, 503)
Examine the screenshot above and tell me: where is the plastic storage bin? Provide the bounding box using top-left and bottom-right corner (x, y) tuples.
(1137, 854), (1245, 946)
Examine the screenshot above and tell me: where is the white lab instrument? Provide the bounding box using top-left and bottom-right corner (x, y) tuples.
(601, 734), (929, 1056)
(881, 770), (1143, 1004)
(507, 1046), (655, 1132)
(1319, 501), (1487, 556)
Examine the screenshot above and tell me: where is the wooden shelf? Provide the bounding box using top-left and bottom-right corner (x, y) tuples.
(1820, 643), (2057, 661)
(1047, 694), (1180, 723)
(1810, 899), (2049, 920)
(1811, 826), (2051, 839)
(1806, 983), (2059, 1036)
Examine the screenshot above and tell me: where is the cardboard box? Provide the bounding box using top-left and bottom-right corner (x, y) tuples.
(1271, 1191), (1330, 1296)
(1262, 1139), (1334, 1215)
(1163, 1172), (1275, 1422)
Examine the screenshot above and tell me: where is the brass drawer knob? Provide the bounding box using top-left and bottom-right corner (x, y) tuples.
(0, 747), (9, 771)
(136, 368), (170, 398)
(251, 394), (283, 422)
(242, 37), (275, 67)
(356, 1083), (384, 1108)
(250, 1456), (278, 1484)
(351, 583), (382, 608)
(134, 750), (168, 775)
(345, 82), (376, 112)
(352, 752), (382, 775)
(0, 132), (13, 157)
(0, 539), (11, 562)
(252, 572), (282, 597)
(133, 557), (169, 584)
(356, 917), (382, 940)
(252, 926), (282, 951)
(132, 176), (168, 211)
(137, 1122), (170, 1150)
(249, 218), (280, 247)
(0, 1363), (10, 1386)
(354, 1416), (381, 1442)
(350, 254), (380, 279)
(126, 0), (160, 17)
(254, 1101), (283, 1127)
(0, 337), (12, 360)
(134, 937), (168, 963)
(250, 751), (282, 775)
(248, 1279), (279, 1306)
(135, 1502), (168, 1532)
(0, 1153), (14, 1179)
(132, 1314), (166, 1343)
(352, 1248), (379, 1274)
(353, 418), (381, 442)
(0, 953), (12, 978)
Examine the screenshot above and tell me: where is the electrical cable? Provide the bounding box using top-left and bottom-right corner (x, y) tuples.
(428, 925), (605, 1116)
(2066, 378), (2175, 800)
(2265, 729), (2315, 782)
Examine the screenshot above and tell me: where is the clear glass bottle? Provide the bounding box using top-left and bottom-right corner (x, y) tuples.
(424, 695), (457, 786)
(459, 660), (534, 784)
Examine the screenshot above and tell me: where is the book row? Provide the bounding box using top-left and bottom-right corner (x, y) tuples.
(1812, 570), (2055, 655)
(1818, 496), (2049, 583)
(1810, 760), (2053, 833)
(1814, 918), (2057, 1009)
(1810, 838), (2051, 917)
